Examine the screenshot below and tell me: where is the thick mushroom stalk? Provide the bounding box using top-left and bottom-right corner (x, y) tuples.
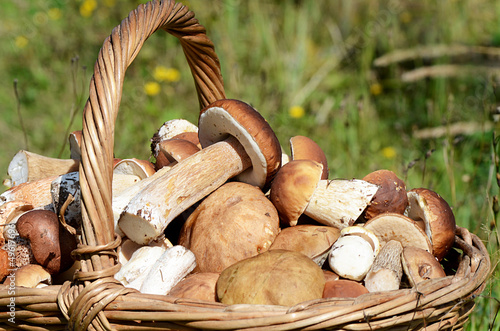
(270, 160), (378, 228)
(118, 99), (281, 245)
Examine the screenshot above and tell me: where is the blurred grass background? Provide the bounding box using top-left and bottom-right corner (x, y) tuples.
(1, 0), (499, 328)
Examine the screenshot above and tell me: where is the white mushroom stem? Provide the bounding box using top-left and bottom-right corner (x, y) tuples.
(364, 240), (403, 292)
(305, 179), (378, 228)
(328, 234), (375, 281)
(8, 150), (80, 186)
(118, 136), (251, 245)
(139, 245), (196, 295)
(114, 245), (167, 290)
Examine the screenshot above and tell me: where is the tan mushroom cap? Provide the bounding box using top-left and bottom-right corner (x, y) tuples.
(363, 213), (433, 254)
(168, 272), (220, 302)
(323, 279), (369, 298)
(402, 246), (446, 287)
(198, 99), (282, 189)
(113, 158), (156, 179)
(270, 160), (323, 226)
(178, 182), (280, 273)
(290, 136), (329, 180)
(362, 169), (408, 220)
(406, 188), (456, 261)
(9, 264), (51, 288)
(269, 224), (340, 265)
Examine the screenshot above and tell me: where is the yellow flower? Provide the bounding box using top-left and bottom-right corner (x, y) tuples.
(144, 81), (161, 96)
(399, 11), (412, 24)
(289, 105), (305, 119)
(104, 0), (116, 7)
(381, 146), (396, 159)
(15, 36), (29, 49)
(80, 0), (97, 18)
(153, 66), (181, 82)
(370, 83), (383, 96)
(48, 8), (62, 21)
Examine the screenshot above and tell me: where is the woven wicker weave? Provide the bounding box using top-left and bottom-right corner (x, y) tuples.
(0, 1), (491, 330)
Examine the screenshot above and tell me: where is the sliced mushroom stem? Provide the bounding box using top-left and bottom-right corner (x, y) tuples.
(364, 240), (403, 292)
(8, 150), (80, 186)
(119, 136), (251, 244)
(305, 179), (379, 228)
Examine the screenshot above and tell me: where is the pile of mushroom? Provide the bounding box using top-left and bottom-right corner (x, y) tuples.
(0, 99), (456, 303)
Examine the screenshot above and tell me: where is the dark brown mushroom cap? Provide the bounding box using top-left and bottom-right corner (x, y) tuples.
(406, 188), (456, 261)
(401, 246), (446, 287)
(323, 279), (369, 298)
(290, 136), (329, 180)
(16, 209), (77, 274)
(270, 159), (323, 226)
(198, 99), (282, 189)
(158, 138), (200, 164)
(362, 169), (408, 220)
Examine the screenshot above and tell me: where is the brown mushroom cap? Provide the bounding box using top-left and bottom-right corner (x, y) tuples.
(178, 182), (280, 273)
(290, 136), (329, 180)
(270, 159), (323, 226)
(269, 224), (340, 265)
(323, 279), (369, 298)
(16, 209), (77, 274)
(362, 169), (408, 220)
(402, 246), (446, 287)
(168, 272), (220, 302)
(171, 132), (201, 148)
(216, 249), (325, 306)
(198, 99), (282, 189)
(158, 138), (200, 165)
(363, 213), (433, 254)
(406, 188), (456, 261)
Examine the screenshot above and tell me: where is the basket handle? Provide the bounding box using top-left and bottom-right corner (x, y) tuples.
(77, 0), (225, 280)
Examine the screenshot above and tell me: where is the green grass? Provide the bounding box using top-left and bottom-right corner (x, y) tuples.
(1, 0), (499, 329)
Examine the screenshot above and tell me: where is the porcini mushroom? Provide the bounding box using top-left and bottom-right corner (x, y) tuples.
(363, 213), (433, 254)
(401, 246), (446, 287)
(119, 99), (282, 245)
(150, 119), (199, 170)
(16, 209), (77, 274)
(270, 160), (378, 228)
(323, 279), (369, 298)
(328, 226), (380, 281)
(178, 182), (280, 273)
(289, 135), (329, 179)
(362, 169), (408, 220)
(269, 224), (340, 266)
(7, 150), (80, 187)
(113, 158), (156, 179)
(7, 264), (51, 288)
(405, 188), (456, 261)
(155, 138), (200, 169)
(364, 240), (403, 292)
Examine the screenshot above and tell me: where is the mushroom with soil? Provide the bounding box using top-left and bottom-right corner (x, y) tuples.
(118, 99), (282, 245)
(270, 159), (378, 228)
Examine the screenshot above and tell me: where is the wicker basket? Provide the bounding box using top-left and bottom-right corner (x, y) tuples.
(0, 1), (491, 330)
